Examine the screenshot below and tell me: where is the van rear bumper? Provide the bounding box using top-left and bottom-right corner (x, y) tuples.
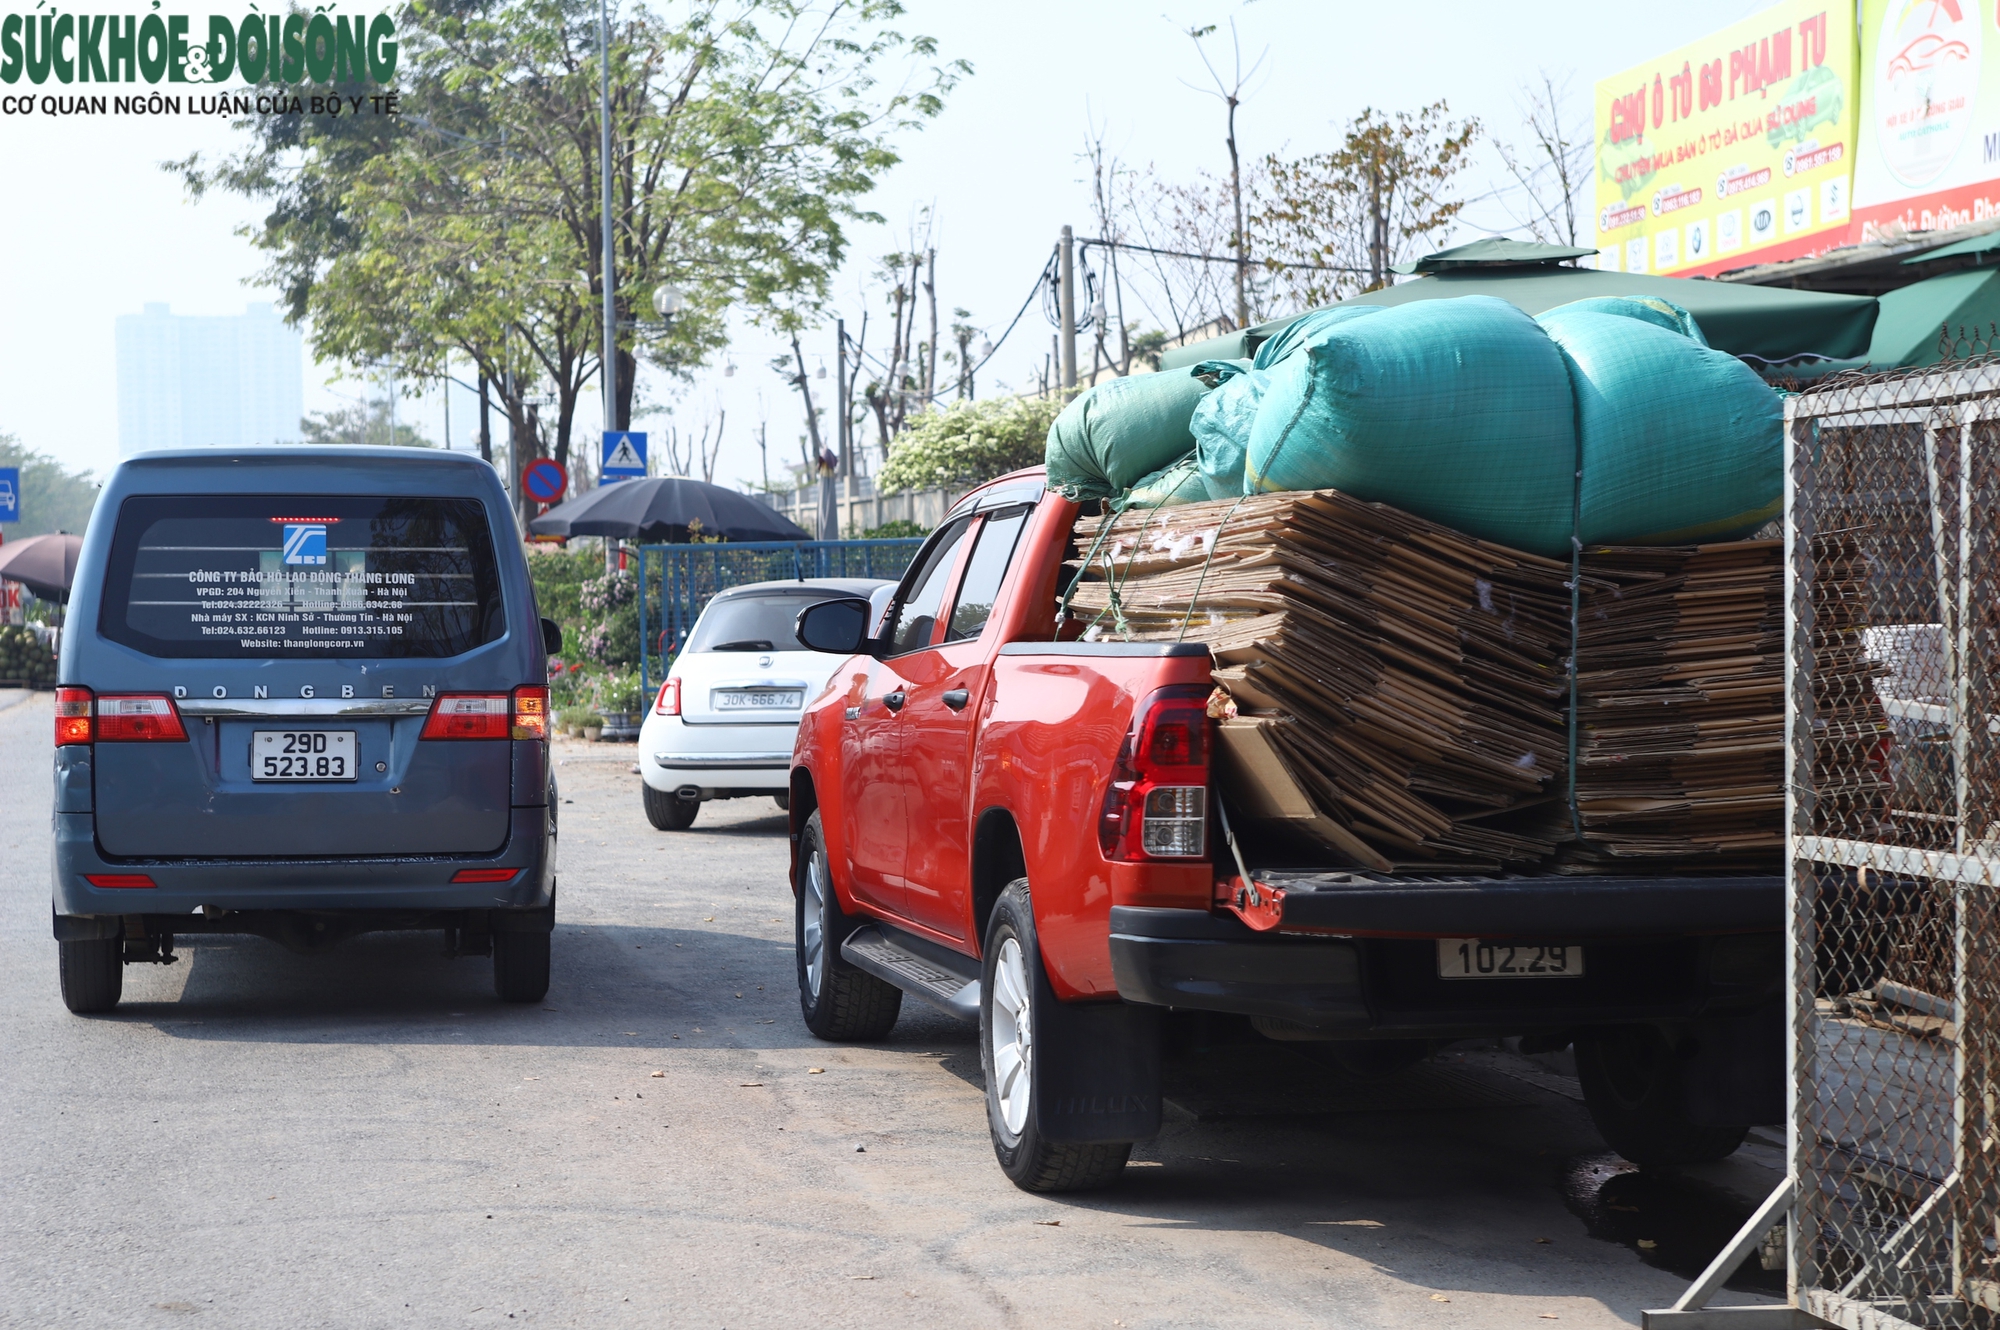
(51, 805), (556, 918)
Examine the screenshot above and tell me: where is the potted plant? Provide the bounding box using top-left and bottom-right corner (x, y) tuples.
(583, 714), (605, 742)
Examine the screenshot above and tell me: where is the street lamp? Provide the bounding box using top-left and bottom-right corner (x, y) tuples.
(652, 284), (685, 319)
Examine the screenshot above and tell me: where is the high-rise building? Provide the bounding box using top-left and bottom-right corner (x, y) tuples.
(115, 302), (304, 454)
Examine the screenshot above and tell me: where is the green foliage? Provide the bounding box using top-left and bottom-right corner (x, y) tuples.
(858, 518), (927, 539)
(299, 400), (437, 449)
(878, 395), (1065, 494)
(526, 547), (598, 656)
(176, 0), (967, 482)
(0, 433), (100, 538)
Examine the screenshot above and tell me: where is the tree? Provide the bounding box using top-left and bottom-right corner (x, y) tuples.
(178, 0), (965, 520)
(1492, 72), (1591, 247)
(1253, 101), (1480, 301)
(878, 395), (1063, 493)
(0, 434), (99, 538)
(299, 400), (438, 449)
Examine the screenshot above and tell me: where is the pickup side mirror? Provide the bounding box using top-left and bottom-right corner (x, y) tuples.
(795, 597), (874, 655)
(540, 617), (564, 655)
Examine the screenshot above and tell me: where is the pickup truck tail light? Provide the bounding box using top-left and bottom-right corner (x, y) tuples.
(655, 677), (681, 716)
(1099, 684), (1210, 861)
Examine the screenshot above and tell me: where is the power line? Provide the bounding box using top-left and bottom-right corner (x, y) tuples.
(1077, 236), (1370, 275)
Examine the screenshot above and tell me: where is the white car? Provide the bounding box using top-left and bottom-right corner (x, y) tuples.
(638, 577), (894, 830)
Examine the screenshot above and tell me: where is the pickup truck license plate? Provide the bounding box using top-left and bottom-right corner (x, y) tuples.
(714, 689), (803, 710)
(252, 730), (357, 781)
(1437, 939), (1583, 979)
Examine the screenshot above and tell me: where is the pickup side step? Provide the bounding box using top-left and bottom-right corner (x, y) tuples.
(841, 924), (981, 1022)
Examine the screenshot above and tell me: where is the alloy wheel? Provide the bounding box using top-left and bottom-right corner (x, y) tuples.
(989, 937), (1034, 1136)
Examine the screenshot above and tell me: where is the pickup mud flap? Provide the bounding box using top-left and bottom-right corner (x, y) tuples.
(1032, 964), (1163, 1145)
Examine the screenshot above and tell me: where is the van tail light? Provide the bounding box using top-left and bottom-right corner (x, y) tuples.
(655, 677), (681, 716)
(421, 694), (511, 740)
(1098, 684), (1210, 862)
(85, 874), (156, 889)
(97, 694), (189, 743)
(512, 686), (550, 741)
(55, 687), (93, 746)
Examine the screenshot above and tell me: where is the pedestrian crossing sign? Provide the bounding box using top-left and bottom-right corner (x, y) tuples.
(601, 431), (648, 482)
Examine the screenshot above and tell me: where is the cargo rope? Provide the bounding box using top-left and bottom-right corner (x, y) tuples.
(1176, 491), (1249, 644)
(1567, 392), (1586, 846)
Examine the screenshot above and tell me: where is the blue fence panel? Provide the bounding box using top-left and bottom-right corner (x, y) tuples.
(637, 539), (924, 695)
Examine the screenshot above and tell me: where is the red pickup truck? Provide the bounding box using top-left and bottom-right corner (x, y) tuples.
(785, 469), (1783, 1192)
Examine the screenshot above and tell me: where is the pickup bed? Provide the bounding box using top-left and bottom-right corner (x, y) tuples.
(785, 469), (1783, 1192)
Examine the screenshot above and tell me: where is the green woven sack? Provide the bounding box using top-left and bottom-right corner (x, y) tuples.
(1537, 299), (1781, 545)
(1251, 304), (1384, 369)
(1124, 452), (1207, 509)
(1043, 368), (1210, 500)
(1189, 360), (1262, 499)
(1243, 295), (1578, 554)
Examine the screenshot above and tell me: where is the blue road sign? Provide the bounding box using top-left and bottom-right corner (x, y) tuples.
(0, 468), (17, 522)
(601, 431), (648, 482)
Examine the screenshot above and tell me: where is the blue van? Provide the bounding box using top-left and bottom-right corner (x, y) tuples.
(51, 448), (560, 1012)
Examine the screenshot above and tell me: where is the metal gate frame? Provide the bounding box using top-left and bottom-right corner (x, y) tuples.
(635, 538), (922, 695)
(1648, 361), (2000, 1329)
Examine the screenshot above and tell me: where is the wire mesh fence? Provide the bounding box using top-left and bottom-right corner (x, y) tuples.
(635, 539), (922, 693)
(1786, 359), (2000, 1329)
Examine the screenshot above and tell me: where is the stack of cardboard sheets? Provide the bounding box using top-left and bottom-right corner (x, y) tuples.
(1560, 541), (1787, 868)
(1065, 490), (1864, 873)
(1066, 489), (1575, 869)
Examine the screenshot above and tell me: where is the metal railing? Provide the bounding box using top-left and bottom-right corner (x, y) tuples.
(635, 539), (923, 695)
(1651, 358), (2000, 1328)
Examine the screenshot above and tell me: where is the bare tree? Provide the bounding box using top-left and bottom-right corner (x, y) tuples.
(1492, 71), (1591, 246)
(661, 408), (725, 483)
(1184, 20), (1267, 330)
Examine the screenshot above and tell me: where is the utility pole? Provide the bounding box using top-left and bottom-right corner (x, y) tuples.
(1226, 87), (1246, 330)
(924, 249), (938, 404)
(476, 372), (492, 464)
(1059, 226), (1077, 390)
(598, 0), (618, 572)
(835, 317), (850, 485)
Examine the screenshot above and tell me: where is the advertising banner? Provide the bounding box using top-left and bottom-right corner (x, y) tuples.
(1852, 0), (2000, 237)
(1594, 2), (1858, 277)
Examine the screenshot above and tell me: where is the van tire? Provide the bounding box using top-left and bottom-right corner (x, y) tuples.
(982, 880), (1132, 1193)
(796, 811), (901, 1041)
(1576, 1025), (1748, 1166)
(643, 783), (698, 831)
(492, 930), (550, 1003)
(59, 937), (122, 1014)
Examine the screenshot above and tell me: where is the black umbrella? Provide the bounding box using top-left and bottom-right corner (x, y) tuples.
(0, 532), (83, 601)
(527, 477), (811, 543)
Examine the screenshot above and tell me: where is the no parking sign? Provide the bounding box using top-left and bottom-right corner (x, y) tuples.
(523, 458), (568, 505)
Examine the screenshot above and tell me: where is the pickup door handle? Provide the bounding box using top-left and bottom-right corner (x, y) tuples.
(942, 688), (970, 712)
(883, 691), (906, 712)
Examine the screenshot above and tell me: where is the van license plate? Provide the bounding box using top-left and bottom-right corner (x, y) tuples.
(252, 730), (357, 781)
(1437, 939), (1583, 978)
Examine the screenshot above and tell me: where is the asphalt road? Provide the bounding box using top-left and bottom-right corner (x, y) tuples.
(0, 688), (1789, 1329)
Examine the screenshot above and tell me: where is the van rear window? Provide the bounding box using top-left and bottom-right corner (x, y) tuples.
(100, 495), (505, 659)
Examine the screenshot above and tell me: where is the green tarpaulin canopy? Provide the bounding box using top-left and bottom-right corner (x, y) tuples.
(1865, 267), (2000, 367)
(1161, 239), (1879, 369)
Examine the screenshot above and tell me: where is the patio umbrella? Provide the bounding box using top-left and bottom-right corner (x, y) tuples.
(527, 477), (811, 544)
(1162, 237), (1880, 369)
(0, 532), (83, 601)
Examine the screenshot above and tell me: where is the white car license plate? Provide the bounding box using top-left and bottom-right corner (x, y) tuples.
(1437, 939), (1583, 979)
(714, 689), (803, 710)
(252, 730), (357, 781)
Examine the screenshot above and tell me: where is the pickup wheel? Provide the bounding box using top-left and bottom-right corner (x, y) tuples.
(795, 811), (902, 1040)
(1575, 1026), (1748, 1166)
(981, 880), (1133, 1193)
(643, 783), (699, 831)
(58, 937), (122, 1014)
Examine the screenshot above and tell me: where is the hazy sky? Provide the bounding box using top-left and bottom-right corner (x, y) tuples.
(0, 0), (1776, 491)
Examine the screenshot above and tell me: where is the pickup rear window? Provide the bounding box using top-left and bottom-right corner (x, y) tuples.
(99, 494), (505, 659)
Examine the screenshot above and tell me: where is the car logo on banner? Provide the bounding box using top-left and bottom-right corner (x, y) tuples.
(283, 524), (329, 566)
